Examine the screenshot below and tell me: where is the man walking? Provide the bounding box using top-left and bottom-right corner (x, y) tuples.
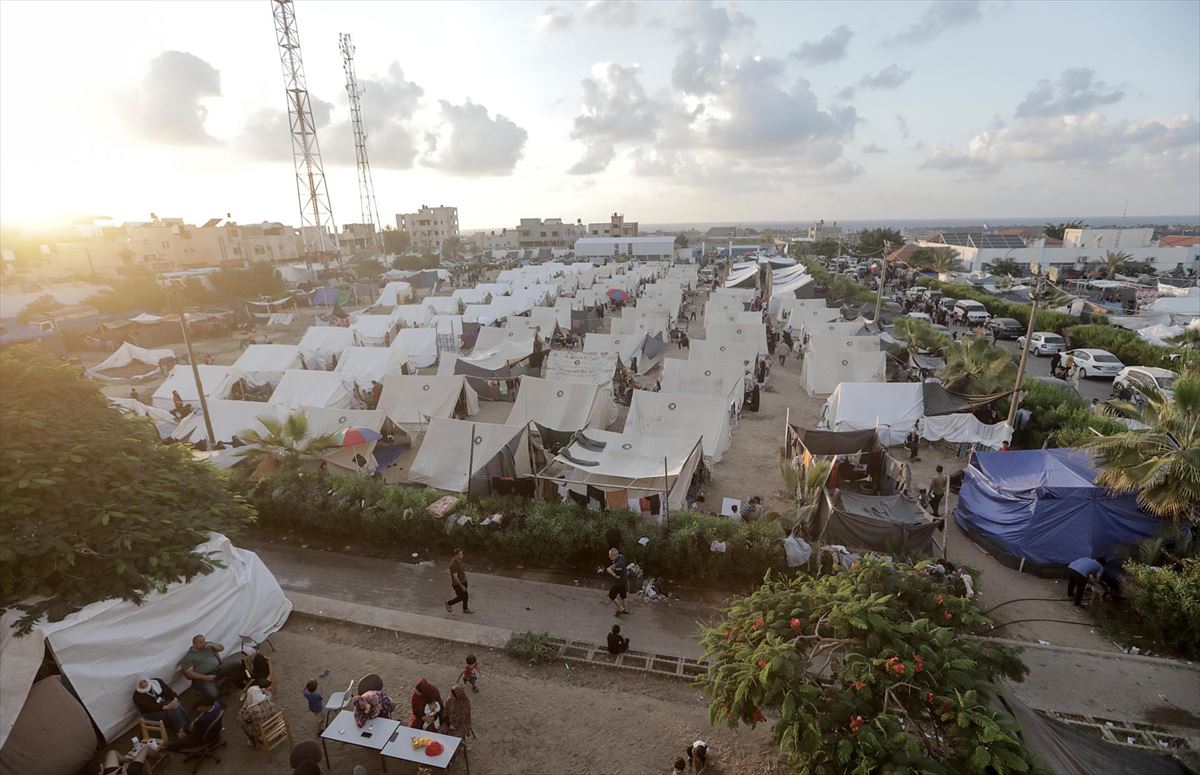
(445, 547), (473, 614)
(929, 465), (947, 517)
(606, 547), (629, 616)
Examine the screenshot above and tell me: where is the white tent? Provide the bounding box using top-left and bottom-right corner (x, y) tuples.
(474, 326), (535, 351)
(705, 323), (769, 356)
(724, 265), (758, 288)
(452, 288), (491, 305)
(462, 304), (507, 326)
(299, 406), (392, 473)
(152, 364), (241, 410)
(422, 296), (462, 315)
(800, 350), (887, 395)
(171, 399), (289, 444)
(0, 534), (290, 746)
(297, 326), (357, 370)
(375, 281), (413, 307)
(475, 282), (512, 297)
(335, 346), (410, 388)
(714, 287), (756, 299)
(584, 332), (644, 367)
(506, 376), (615, 431)
(536, 429), (703, 511)
(775, 297), (827, 322)
(770, 273), (813, 299)
(822, 382), (1010, 447)
(390, 304), (434, 328)
(376, 374), (480, 430)
(86, 342), (174, 379)
(660, 359), (744, 410)
(626, 391), (732, 463)
(611, 314), (669, 337)
(527, 305), (569, 332)
(269, 369), (353, 409)
(108, 397), (177, 438)
(786, 305), (840, 331)
(805, 334), (881, 352)
(233, 344), (305, 388)
(502, 317), (544, 338)
(350, 314), (399, 347)
(919, 413), (1012, 449)
(543, 350), (619, 392)
(390, 328), (439, 368)
(804, 319), (869, 337)
(705, 309), (762, 326)
(442, 339), (535, 374)
(689, 338), (759, 368)
(407, 418), (532, 493)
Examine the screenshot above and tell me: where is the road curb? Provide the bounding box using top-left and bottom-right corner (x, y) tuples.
(971, 635), (1200, 670)
(287, 591), (515, 649)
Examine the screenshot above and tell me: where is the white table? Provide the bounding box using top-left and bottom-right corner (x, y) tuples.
(320, 710), (402, 770)
(382, 726), (468, 773)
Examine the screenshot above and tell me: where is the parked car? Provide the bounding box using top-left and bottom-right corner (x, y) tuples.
(988, 317), (1024, 340)
(905, 311), (933, 322)
(952, 299), (990, 325)
(1064, 348), (1125, 378)
(938, 297), (958, 313)
(1112, 366), (1177, 402)
(1016, 331), (1068, 356)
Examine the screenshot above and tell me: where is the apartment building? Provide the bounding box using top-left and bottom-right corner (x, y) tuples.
(516, 218), (583, 249)
(396, 205), (459, 254)
(586, 212), (638, 238)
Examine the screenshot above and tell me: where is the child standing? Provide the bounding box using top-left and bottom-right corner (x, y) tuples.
(303, 679), (324, 716)
(459, 655), (481, 693)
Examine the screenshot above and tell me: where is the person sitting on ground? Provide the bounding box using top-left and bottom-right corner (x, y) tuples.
(132, 677), (189, 735)
(237, 685), (283, 746)
(607, 624), (630, 655)
(1066, 555), (1106, 607)
(410, 679), (443, 731)
(236, 644), (272, 690)
(180, 634), (243, 700)
(742, 496), (765, 522)
(442, 684), (474, 738)
(99, 743), (156, 775)
(686, 739), (710, 774)
(165, 699), (222, 752)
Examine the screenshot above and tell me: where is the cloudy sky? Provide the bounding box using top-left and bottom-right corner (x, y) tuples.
(1, 0), (1197, 230)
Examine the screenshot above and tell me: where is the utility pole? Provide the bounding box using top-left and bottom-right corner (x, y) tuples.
(872, 240), (891, 327)
(1006, 275), (1044, 428)
(175, 291), (216, 450)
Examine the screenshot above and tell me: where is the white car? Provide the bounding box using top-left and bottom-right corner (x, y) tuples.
(952, 299), (990, 325)
(1065, 348), (1125, 378)
(1016, 331), (1068, 356)
(905, 311), (932, 321)
(1112, 366), (1177, 401)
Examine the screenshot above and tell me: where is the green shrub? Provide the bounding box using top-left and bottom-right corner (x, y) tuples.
(1013, 379), (1126, 448)
(1122, 558), (1200, 659)
(504, 631), (560, 664)
(1066, 324), (1199, 370)
(800, 259), (876, 304)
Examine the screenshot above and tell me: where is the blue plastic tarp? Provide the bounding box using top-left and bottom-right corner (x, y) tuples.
(955, 448), (1166, 569)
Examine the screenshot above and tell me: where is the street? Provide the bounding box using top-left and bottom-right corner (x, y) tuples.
(989, 335), (1116, 403)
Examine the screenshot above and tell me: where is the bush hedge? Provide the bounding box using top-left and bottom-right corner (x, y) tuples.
(800, 259), (876, 304)
(1065, 324), (1199, 370)
(915, 278), (1083, 333)
(247, 474), (788, 585)
(1121, 558), (1200, 659)
(1013, 379), (1127, 449)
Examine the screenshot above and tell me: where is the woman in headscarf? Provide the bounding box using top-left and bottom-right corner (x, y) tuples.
(132, 677), (189, 734)
(236, 644), (272, 690)
(441, 684), (474, 739)
(351, 689), (394, 728)
(237, 685), (283, 746)
(409, 679), (443, 731)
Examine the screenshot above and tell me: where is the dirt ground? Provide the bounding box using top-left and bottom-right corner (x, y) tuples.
(115, 615), (777, 775)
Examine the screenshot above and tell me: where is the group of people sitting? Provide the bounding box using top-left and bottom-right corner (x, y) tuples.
(349, 674), (475, 739)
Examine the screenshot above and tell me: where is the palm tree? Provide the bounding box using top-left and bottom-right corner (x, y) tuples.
(234, 412), (341, 471)
(1100, 250), (1133, 279)
(984, 258), (1022, 277)
(927, 247), (962, 275)
(1087, 366), (1200, 529)
(779, 458), (833, 534)
(1043, 220), (1084, 241)
(892, 317), (951, 355)
(938, 337), (1015, 394)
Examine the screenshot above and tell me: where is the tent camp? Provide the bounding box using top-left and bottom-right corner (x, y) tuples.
(611, 314), (669, 338)
(705, 309), (762, 326)
(297, 326), (357, 370)
(705, 323), (769, 356)
(689, 338), (759, 368)
(805, 334), (881, 352)
(506, 376), (615, 431)
(660, 359), (744, 410)
(233, 344), (305, 388)
(452, 288), (491, 306)
(390, 328), (439, 368)
(86, 342), (174, 381)
(816, 490), (939, 555)
(407, 418), (533, 494)
(374, 281), (413, 307)
(543, 350), (620, 392)
(109, 397), (177, 438)
(474, 326), (535, 352)
(536, 429), (704, 512)
(462, 304), (509, 326)
(152, 364), (241, 410)
(299, 406), (393, 474)
(334, 346), (410, 389)
(626, 391), (732, 462)
(584, 332), (644, 368)
(823, 382), (1012, 447)
(800, 350), (887, 395)
(0, 534), (290, 747)
(806, 319), (870, 337)
(376, 374), (480, 432)
(171, 399), (289, 444)
(422, 296), (462, 316)
(955, 448), (1168, 573)
(440, 339), (535, 400)
(528, 305), (569, 333)
(349, 314), (399, 346)
(390, 304), (434, 328)
(724, 265), (758, 288)
(269, 369), (353, 409)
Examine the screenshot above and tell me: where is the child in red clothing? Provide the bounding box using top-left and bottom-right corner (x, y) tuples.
(459, 654), (480, 693)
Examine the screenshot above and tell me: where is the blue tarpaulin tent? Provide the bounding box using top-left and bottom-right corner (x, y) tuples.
(955, 448), (1166, 574)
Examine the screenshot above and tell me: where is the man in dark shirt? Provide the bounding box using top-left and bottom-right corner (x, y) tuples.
(929, 465), (947, 517)
(179, 635), (242, 700)
(445, 547), (473, 613)
(607, 624), (629, 655)
(606, 547), (629, 616)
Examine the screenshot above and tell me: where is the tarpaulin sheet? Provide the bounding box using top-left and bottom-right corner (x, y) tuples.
(821, 491), (938, 554)
(921, 383), (1011, 417)
(918, 413), (1011, 448)
(825, 382), (923, 445)
(910, 352), (946, 371)
(955, 449), (1167, 570)
(795, 427), (878, 456)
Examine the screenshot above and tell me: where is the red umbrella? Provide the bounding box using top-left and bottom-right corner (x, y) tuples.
(336, 427), (382, 447)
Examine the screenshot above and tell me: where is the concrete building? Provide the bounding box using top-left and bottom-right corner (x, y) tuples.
(396, 205), (459, 254)
(1062, 227), (1154, 250)
(574, 235), (676, 262)
(516, 218), (583, 249)
(339, 223), (379, 255)
(472, 228), (519, 251)
(915, 238), (1198, 275)
(586, 212), (638, 238)
(807, 219), (841, 241)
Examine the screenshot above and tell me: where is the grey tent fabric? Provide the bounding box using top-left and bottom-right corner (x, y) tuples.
(793, 427), (878, 456)
(641, 333), (668, 361)
(820, 490), (938, 554)
(910, 352), (946, 371)
(921, 383), (1011, 417)
(997, 692), (1194, 775)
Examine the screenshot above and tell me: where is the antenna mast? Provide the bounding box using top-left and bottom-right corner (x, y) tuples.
(339, 32), (384, 251)
(271, 0), (339, 267)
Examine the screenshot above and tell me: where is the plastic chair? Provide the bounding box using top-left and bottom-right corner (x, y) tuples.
(356, 673), (383, 693)
(288, 740), (321, 769)
(322, 680), (354, 730)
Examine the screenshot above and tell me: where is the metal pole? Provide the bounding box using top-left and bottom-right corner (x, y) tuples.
(1005, 276), (1043, 428)
(662, 456), (669, 528)
(175, 291), (216, 449)
(783, 406), (790, 456)
(466, 423), (476, 497)
(872, 241), (890, 328)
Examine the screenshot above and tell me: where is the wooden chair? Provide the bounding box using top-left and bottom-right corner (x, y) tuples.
(137, 718), (169, 775)
(256, 709), (292, 760)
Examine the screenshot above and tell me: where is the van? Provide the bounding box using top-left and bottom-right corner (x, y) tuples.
(953, 299), (990, 325)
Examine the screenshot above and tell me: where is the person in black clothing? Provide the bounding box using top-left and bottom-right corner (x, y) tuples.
(1049, 350), (1062, 379)
(235, 645), (272, 690)
(606, 547), (629, 615)
(607, 624), (630, 655)
(165, 699), (222, 752)
(132, 677), (189, 733)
